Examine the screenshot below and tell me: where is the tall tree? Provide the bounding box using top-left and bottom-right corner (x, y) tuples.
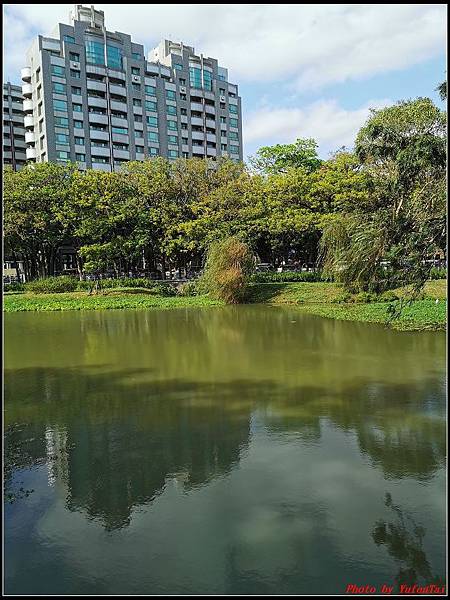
(249, 138), (322, 175)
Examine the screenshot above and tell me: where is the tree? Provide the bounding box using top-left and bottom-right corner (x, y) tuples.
(437, 80), (447, 101)
(200, 236), (254, 303)
(321, 98), (446, 294)
(249, 138), (322, 175)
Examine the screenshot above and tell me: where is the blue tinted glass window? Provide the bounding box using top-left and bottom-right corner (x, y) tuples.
(85, 40), (105, 65)
(107, 45), (123, 70)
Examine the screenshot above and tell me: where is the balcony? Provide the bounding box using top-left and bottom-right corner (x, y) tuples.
(109, 84), (126, 96)
(21, 67), (31, 82)
(204, 104), (216, 115)
(89, 130), (110, 141)
(111, 133), (129, 144)
(88, 96), (107, 109)
(87, 80), (106, 93)
(205, 118), (216, 128)
(24, 115), (34, 128)
(113, 149), (130, 160)
(25, 131), (35, 144)
(88, 113), (108, 125)
(22, 83), (32, 97)
(110, 100), (127, 112)
(90, 146), (110, 157)
(206, 133), (216, 143)
(190, 102), (203, 112)
(192, 131), (204, 141)
(206, 147), (217, 157)
(91, 162), (111, 172)
(26, 147), (37, 159)
(190, 116), (203, 127)
(23, 100), (33, 113)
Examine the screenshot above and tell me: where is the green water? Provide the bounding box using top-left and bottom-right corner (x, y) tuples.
(4, 307), (446, 595)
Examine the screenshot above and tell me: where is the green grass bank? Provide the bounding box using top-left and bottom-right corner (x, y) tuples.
(3, 280), (446, 331)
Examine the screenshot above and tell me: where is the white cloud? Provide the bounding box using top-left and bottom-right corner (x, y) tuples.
(243, 98), (394, 158)
(2, 4), (447, 87)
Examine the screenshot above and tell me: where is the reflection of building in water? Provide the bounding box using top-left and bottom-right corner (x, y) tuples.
(45, 426), (69, 487)
(64, 406), (251, 531)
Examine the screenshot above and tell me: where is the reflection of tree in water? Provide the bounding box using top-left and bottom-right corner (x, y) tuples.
(372, 493), (445, 587)
(4, 423), (44, 503)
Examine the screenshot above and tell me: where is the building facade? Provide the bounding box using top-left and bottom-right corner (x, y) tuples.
(3, 83), (27, 170)
(21, 5), (243, 171)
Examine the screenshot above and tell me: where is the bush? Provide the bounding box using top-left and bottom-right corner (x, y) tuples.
(176, 281), (199, 297)
(354, 291), (378, 303)
(250, 271), (328, 283)
(429, 267), (446, 280)
(3, 281), (25, 292)
(200, 237), (254, 304)
(26, 276), (78, 294)
(75, 277), (178, 295)
(378, 290), (399, 302)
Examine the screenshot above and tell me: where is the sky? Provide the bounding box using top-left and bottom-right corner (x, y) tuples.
(3, 4), (447, 160)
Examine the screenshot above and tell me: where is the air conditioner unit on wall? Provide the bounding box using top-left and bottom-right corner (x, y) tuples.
(179, 86), (186, 94)
(219, 95), (226, 102)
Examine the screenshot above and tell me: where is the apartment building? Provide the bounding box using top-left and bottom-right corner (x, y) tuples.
(3, 83), (27, 170)
(21, 4), (243, 171)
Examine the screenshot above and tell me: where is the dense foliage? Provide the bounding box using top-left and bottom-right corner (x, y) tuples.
(3, 92), (446, 296)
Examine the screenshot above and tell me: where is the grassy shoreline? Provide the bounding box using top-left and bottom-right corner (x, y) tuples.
(3, 281), (446, 331)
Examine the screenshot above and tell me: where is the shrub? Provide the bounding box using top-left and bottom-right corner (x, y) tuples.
(26, 276), (78, 294)
(429, 267), (447, 280)
(3, 281), (25, 292)
(379, 290), (399, 302)
(177, 281), (199, 296)
(200, 237), (254, 304)
(250, 271), (327, 283)
(354, 291), (378, 303)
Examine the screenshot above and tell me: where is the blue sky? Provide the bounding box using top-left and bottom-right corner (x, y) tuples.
(3, 4), (447, 160)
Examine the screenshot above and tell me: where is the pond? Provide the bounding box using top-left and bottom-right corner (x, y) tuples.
(4, 307), (446, 595)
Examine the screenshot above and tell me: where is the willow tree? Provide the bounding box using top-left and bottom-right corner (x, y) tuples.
(321, 97), (447, 295)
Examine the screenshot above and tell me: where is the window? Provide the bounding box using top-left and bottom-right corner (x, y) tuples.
(56, 133), (69, 145)
(90, 124), (106, 131)
(112, 126), (128, 134)
(133, 98), (142, 107)
(132, 83), (141, 92)
(217, 74), (226, 81)
(75, 153), (85, 161)
(145, 100), (157, 112)
(91, 141), (108, 147)
(85, 40), (104, 65)
(53, 82), (66, 94)
(189, 66), (202, 89)
(167, 105), (177, 115)
(173, 63), (183, 71)
(167, 135), (178, 144)
(168, 149), (178, 158)
(134, 114), (143, 122)
(219, 88), (226, 95)
(74, 120), (83, 129)
(51, 65), (65, 76)
(146, 116), (157, 127)
(229, 104), (238, 114)
(167, 120), (177, 130)
(69, 52), (80, 61)
(229, 131), (238, 140)
(221, 130), (227, 137)
(73, 104), (83, 112)
(221, 143), (227, 151)
(181, 108), (187, 115)
(166, 90), (176, 100)
(148, 147), (158, 156)
(54, 116), (69, 127)
(230, 145), (239, 154)
(179, 78), (186, 85)
(70, 69), (81, 78)
(145, 85), (156, 96)
(220, 116), (227, 124)
(57, 150), (69, 160)
(132, 52), (141, 60)
(203, 70), (212, 91)
(74, 137), (84, 145)
(180, 93), (187, 101)
(107, 45), (123, 70)
(220, 102), (226, 109)
(54, 99), (68, 111)
(147, 131), (158, 142)
(131, 67), (140, 75)
(229, 118), (238, 128)
(71, 86), (82, 95)
(64, 35), (75, 43)
(91, 156), (109, 164)
(136, 145), (144, 153)
(135, 130), (144, 138)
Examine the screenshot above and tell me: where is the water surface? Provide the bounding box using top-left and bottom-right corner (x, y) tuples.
(4, 307), (446, 594)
